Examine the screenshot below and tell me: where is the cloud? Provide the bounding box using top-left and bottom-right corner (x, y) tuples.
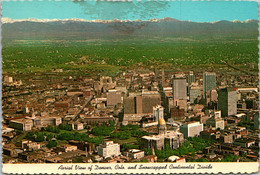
(72, 0), (169, 35)
(72, 0), (170, 20)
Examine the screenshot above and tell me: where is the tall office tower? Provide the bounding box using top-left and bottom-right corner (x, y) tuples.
(107, 90), (122, 106)
(218, 88), (237, 117)
(187, 71), (195, 86)
(172, 74), (187, 101)
(153, 105), (164, 122)
(161, 69), (165, 87)
(203, 72), (216, 98)
(189, 86), (202, 104)
(124, 91), (161, 115)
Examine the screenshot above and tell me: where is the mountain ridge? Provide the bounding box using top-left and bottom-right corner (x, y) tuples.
(2, 17), (258, 24)
(2, 17), (258, 40)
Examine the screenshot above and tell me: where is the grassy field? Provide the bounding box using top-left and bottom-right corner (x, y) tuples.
(111, 136), (137, 145)
(2, 35), (258, 74)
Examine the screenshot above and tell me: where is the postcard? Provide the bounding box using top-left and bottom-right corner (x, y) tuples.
(1, 0), (259, 174)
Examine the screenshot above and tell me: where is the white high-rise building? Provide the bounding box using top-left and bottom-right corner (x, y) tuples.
(153, 105), (164, 122)
(180, 121), (204, 138)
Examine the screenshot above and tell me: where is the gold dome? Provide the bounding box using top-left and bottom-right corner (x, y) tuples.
(159, 118), (166, 125)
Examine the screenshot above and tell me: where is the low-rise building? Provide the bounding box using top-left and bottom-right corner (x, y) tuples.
(206, 117), (225, 130)
(141, 155), (157, 163)
(200, 130), (220, 140)
(170, 108), (185, 121)
(234, 139), (255, 148)
(97, 141), (121, 159)
(55, 144), (77, 153)
(21, 140), (43, 151)
(68, 140), (95, 153)
(220, 134), (233, 144)
(34, 117), (62, 127)
(68, 121), (84, 130)
(168, 155), (186, 163)
(9, 118), (33, 131)
(128, 149), (145, 159)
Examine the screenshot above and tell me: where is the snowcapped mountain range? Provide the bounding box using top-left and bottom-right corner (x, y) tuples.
(2, 17), (257, 24)
(2, 17), (258, 40)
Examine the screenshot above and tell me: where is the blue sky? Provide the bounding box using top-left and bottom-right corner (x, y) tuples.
(2, 1), (258, 22)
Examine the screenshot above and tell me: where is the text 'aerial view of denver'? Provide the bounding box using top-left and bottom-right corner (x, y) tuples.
(2, 1), (259, 164)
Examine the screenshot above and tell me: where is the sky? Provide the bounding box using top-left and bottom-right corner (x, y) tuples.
(2, 0), (258, 22)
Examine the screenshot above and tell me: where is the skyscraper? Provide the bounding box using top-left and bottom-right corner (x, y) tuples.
(187, 71), (195, 86)
(162, 69), (165, 87)
(203, 72), (216, 98)
(123, 91), (161, 123)
(218, 88), (237, 117)
(107, 90), (122, 106)
(189, 86), (202, 104)
(172, 74), (187, 101)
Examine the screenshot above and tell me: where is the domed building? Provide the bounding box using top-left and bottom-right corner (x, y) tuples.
(158, 118), (167, 135)
(141, 116), (184, 151)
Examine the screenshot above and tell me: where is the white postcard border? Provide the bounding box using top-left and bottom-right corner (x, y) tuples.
(2, 162), (259, 174)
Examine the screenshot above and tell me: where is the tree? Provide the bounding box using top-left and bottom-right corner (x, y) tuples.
(199, 98), (206, 105)
(74, 132), (82, 141)
(81, 134), (90, 142)
(195, 158), (208, 162)
(46, 133), (55, 141)
(46, 140), (58, 148)
(220, 154), (239, 162)
(46, 125), (60, 133)
(57, 132), (74, 140)
(109, 120), (115, 127)
(25, 131), (36, 141)
(143, 148), (153, 155)
(117, 112), (124, 122)
(154, 144), (175, 159)
(92, 125), (113, 136)
(140, 159), (149, 162)
(110, 131), (131, 140)
(72, 157), (83, 163)
(87, 136), (104, 146)
(59, 124), (73, 131)
(120, 124), (139, 131)
(121, 143), (139, 151)
(131, 130), (149, 137)
(35, 133), (45, 142)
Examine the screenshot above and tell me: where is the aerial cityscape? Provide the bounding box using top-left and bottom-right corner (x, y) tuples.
(2, 1), (259, 164)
